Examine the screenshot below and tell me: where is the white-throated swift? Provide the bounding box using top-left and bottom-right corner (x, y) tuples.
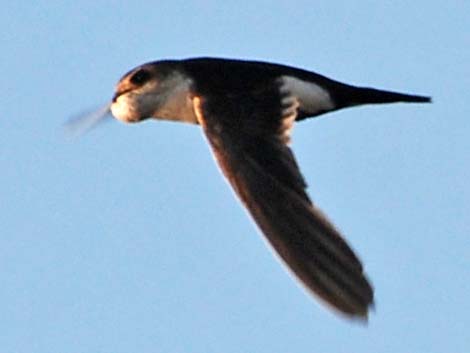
(72, 57), (430, 320)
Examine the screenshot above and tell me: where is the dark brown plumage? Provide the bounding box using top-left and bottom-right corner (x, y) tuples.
(89, 57), (430, 320)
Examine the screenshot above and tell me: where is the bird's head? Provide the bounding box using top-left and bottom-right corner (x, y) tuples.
(65, 60), (195, 136)
(111, 62), (174, 123)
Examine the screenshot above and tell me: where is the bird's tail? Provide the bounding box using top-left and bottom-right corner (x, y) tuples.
(334, 85), (431, 108)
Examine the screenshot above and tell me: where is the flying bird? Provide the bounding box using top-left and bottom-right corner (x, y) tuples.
(72, 57), (430, 320)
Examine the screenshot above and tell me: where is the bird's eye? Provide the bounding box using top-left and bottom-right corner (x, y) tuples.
(129, 69), (151, 85)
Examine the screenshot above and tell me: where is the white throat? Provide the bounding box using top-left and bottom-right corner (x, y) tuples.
(154, 76), (198, 124)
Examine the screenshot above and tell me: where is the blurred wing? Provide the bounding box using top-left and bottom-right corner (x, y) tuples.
(64, 103), (112, 137)
(193, 93), (373, 319)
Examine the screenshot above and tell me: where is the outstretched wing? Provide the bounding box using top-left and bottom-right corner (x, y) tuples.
(192, 84), (373, 319)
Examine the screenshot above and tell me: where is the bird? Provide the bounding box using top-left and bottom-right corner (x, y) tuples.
(71, 57), (430, 320)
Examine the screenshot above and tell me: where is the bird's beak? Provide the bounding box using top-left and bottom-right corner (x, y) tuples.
(112, 88), (132, 103)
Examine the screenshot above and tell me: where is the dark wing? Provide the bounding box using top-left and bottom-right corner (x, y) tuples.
(192, 84), (373, 319)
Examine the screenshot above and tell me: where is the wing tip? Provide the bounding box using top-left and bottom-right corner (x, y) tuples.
(335, 300), (375, 324)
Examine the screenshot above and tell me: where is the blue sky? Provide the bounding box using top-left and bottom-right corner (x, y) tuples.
(1, 1), (469, 352)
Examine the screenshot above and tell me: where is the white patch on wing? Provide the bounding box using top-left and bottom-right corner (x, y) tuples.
(280, 76), (335, 115)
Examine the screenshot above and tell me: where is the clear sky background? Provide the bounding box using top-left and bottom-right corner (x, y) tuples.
(1, 2), (469, 352)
